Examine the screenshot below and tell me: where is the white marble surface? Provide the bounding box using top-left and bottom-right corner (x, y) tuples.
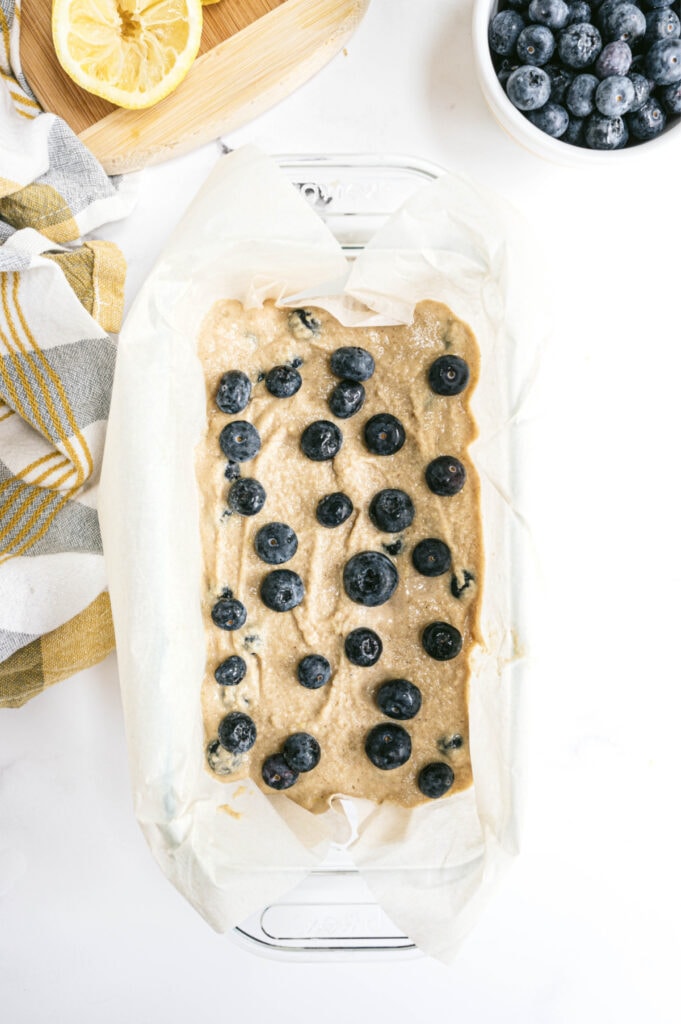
(2, 0), (681, 1019)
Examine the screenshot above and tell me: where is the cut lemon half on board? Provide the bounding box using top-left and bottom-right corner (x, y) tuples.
(52, 0), (203, 110)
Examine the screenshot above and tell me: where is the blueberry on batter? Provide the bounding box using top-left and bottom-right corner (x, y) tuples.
(218, 711), (256, 753)
(266, 364), (302, 398)
(214, 655), (247, 685)
(316, 492), (353, 528)
(297, 654), (332, 689)
(330, 346), (375, 381)
(211, 597), (247, 631)
(364, 413), (405, 456)
(365, 723), (412, 770)
(215, 370), (251, 414)
(260, 569), (305, 612)
(262, 752), (299, 790)
(369, 489), (415, 533)
(428, 355), (470, 396)
(345, 627), (383, 667)
(283, 732), (321, 773)
(219, 421), (261, 462)
(343, 551), (399, 607)
(254, 522), (298, 565)
(417, 762), (455, 799)
(421, 621), (462, 661)
(288, 308), (321, 340)
(228, 478), (266, 516)
(376, 679), (422, 720)
(412, 538), (452, 577)
(425, 456), (466, 496)
(301, 420), (343, 461)
(328, 379), (365, 419)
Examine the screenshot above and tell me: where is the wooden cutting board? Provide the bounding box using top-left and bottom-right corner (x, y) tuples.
(20, 0), (370, 174)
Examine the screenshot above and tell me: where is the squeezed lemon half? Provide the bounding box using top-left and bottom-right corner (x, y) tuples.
(52, 0), (204, 109)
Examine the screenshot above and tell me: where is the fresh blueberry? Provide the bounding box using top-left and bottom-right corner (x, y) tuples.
(345, 627), (383, 667)
(288, 308), (321, 340)
(328, 379), (365, 418)
(369, 489), (415, 533)
(228, 478), (266, 516)
(297, 654), (331, 689)
(628, 71), (653, 110)
(265, 364), (302, 398)
(490, 10), (526, 56)
(584, 111), (629, 146)
(218, 711), (256, 753)
(330, 346), (375, 381)
(211, 596), (247, 631)
(316, 491), (354, 527)
(418, 762), (455, 799)
(412, 538), (452, 577)
(557, 22), (603, 68)
(517, 24), (556, 66)
(364, 723), (412, 770)
(564, 114), (587, 142)
(218, 420), (261, 463)
(215, 370), (251, 414)
(283, 732), (321, 773)
(567, 72), (599, 114)
(300, 420), (343, 461)
(425, 456), (466, 496)
(645, 8), (681, 44)
(646, 38), (681, 83)
(214, 655), (247, 685)
(495, 57), (522, 86)
(600, 2), (646, 42)
(260, 569), (305, 612)
(661, 79), (681, 112)
(506, 64), (552, 108)
(422, 621), (463, 661)
(224, 461), (241, 481)
(343, 551), (399, 607)
(595, 74), (636, 113)
(627, 96), (667, 136)
(428, 354), (470, 396)
(262, 753), (299, 789)
(527, 101), (570, 135)
(364, 413), (406, 456)
(376, 679), (422, 721)
(254, 522), (298, 565)
(546, 62), (576, 102)
(594, 40), (632, 76)
(529, 0), (570, 28)
(566, 1), (592, 25)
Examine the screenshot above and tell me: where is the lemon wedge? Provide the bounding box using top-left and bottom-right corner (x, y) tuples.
(52, 0), (203, 110)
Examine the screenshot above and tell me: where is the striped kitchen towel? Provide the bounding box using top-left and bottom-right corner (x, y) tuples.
(0, 0), (135, 707)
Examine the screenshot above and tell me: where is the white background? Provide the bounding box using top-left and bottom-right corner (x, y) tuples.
(2, 0), (681, 1020)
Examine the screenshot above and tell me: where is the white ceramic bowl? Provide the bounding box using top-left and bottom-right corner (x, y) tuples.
(471, 0), (681, 166)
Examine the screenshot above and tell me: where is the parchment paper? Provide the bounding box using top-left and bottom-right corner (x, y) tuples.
(99, 146), (539, 964)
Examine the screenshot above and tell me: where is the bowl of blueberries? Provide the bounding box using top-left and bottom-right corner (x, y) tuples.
(472, 0), (681, 159)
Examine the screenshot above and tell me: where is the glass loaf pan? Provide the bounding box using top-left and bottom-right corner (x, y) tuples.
(224, 153), (520, 962)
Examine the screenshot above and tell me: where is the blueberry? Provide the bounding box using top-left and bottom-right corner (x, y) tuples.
(206, 739), (242, 776)
(265, 364), (302, 398)
(316, 491), (354, 527)
(506, 65), (552, 108)
(211, 597), (247, 631)
(628, 71), (653, 110)
(382, 539), (404, 556)
(364, 413), (406, 456)
(262, 753), (298, 790)
(288, 308), (321, 340)
(218, 421), (261, 463)
(661, 79), (681, 112)
(412, 538), (452, 577)
(529, 0), (570, 28)
(489, 10), (526, 56)
(546, 62), (575, 102)
(345, 627), (383, 667)
(566, 1), (592, 24)
(645, 8), (680, 44)
(369, 488), (415, 532)
(376, 679), (422, 721)
(301, 420), (343, 461)
(594, 40), (632, 76)
(646, 0), (676, 8)
(527, 101), (570, 135)
(557, 23), (603, 68)
(418, 762), (455, 799)
(600, 2), (646, 42)
(297, 653), (331, 689)
(627, 96), (667, 136)
(254, 522), (298, 565)
(330, 346), (375, 381)
(567, 72), (599, 114)
(428, 355), (470, 396)
(228, 478), (266, 516)
(218, 711), (256, 753)
(422, 621), (463, 661)
(646, 38), (681, 83)
(283, 732), (321, 773)
(517, 26), (556, 69)
(329, 379), (366, 418)
(343, 551), (399, 607)
(564, 114), (587, 143)
(584, 111), (628, 146)
(214, 655), (247, 685)
(364, 723), (412, 770)
(595, 74), (636, 114)
(495, 57), (522, 86)
(215, 370), (251, 414)
(438, 733), (464, 752)
(425, 455), (466, 496)
(260, 569), (305, 612)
